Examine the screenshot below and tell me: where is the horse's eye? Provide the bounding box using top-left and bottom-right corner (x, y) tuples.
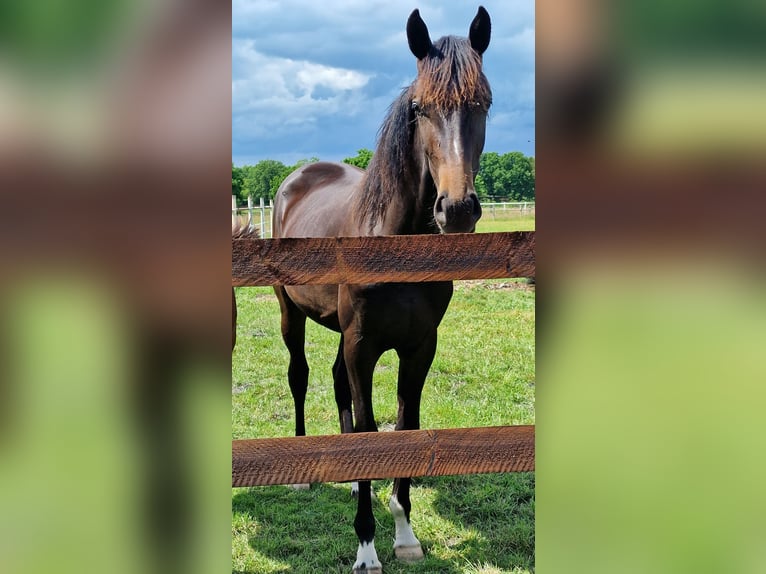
(411, 100), (423, 116)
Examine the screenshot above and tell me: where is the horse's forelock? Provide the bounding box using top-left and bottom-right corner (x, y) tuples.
(413, 36), (492, 110)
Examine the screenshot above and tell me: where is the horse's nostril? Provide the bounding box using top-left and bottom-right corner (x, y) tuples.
(470, 194), (482, 219)
(434, 194), (446, 214)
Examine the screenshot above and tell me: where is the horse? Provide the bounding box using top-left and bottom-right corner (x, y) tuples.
(271, 7), (492, 573)
(231, 218), (260, 352)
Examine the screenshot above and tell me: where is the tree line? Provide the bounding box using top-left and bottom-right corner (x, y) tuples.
(232, 149), (534, 205)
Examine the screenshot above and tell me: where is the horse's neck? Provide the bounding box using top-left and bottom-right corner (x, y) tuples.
(363, 160), (437, 236)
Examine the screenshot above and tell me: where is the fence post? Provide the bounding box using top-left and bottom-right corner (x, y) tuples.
(244, 196), (252, 233)
(259, 197), (266, 239)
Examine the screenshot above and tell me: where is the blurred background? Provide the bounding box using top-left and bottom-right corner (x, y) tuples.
(536, 1), (766, 573)
(0, 1), (231, 573)
(1, 1), (765, 573)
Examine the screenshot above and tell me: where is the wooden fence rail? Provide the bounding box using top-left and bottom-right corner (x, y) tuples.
(232, 231), (535, 488)
(232, 231), (535, 286)
(233, 425), (535, 487)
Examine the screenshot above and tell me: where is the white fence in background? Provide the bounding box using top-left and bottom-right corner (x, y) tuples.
(483, 201), (535, 218)
(232, 196), (271, 238)
(232, 196), (534, 239)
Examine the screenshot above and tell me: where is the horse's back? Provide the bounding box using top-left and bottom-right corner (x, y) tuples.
(273, 161), (363, 238)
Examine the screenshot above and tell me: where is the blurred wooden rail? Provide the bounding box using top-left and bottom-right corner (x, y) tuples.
(232, 231), (535, 488)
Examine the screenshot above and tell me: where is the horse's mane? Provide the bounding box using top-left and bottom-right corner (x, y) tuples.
(357, 35), (492, 230)
(357, 88), (413, 229)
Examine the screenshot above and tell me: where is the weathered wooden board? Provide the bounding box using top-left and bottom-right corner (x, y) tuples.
(232, 231), (535, 286)
(232, 425), (535, 487)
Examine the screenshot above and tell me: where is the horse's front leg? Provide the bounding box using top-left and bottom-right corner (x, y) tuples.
(352, 480), (381, 574)
(342, 332), (382, 574)
(390, 334), (438, 562)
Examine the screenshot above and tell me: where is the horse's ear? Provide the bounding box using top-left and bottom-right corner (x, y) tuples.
(407, 9), (432, 60)
(469, 6), (491, 55)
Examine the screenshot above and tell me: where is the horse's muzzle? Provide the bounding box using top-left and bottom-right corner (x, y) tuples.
(434, 192), (482, 233)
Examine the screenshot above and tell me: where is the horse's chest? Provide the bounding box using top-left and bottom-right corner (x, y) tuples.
(339, 282), (453, 347)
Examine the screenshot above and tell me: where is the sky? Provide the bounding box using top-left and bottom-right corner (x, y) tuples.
(232, 1), (534, 166)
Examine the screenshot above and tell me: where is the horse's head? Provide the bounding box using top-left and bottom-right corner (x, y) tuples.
(407, 6), (492, 234)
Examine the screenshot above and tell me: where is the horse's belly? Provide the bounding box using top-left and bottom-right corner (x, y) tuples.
(285, 284), (341, 332)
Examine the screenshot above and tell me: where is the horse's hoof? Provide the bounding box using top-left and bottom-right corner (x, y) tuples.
(394, 544), (424, 562)
(353, 541), (381, 573)
(290, 483), (311, 491)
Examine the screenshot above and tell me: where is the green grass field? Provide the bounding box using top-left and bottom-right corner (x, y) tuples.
(476, 210), (535, 233)
(232, 217), (535, 573)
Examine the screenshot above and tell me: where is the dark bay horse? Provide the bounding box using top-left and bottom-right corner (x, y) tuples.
(272, 7), (491, 573)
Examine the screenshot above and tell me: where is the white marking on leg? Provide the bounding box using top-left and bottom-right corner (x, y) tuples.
(350, 482), (376, 500)
(352, 540), (382, 574)
(390, 494), (423, 561)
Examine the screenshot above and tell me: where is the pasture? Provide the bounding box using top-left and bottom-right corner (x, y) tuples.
(476, 209), (535, 233)
(232, 226), (535, 573)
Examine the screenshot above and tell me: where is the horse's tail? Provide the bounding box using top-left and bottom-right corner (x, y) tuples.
(231, 212), (260, 238)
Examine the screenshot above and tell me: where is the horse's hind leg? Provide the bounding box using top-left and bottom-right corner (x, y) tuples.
(390, 334), (438, 562)
(275, 287), (309, 437)
(333, 335), (354, 436)
(333, 336), (363, 497)
(274, 286), (312, 475)
(232, 287), (237, 352)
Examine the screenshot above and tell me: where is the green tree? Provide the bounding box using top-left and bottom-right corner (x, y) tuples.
(232, 163), (245, 203)
(475, 152), (535, 201)
(503, 152), (535, 201)
(233, 152), (535, 204)
(240, 160), (287, 201)
(475, 152), (501, 201)
(343, 148), (373, 170)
